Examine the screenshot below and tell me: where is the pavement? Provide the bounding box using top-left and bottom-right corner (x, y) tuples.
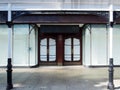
(0, 66), (120, 90)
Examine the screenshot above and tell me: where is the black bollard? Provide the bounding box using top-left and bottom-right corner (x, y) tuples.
(107, 58), (114, 90)
(6, 58), (13, 90)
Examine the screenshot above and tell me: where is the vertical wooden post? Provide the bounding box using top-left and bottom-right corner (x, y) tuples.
(57, 35), (63, 66)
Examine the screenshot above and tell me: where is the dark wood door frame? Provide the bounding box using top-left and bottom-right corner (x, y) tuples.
(56, 34), (64, 65)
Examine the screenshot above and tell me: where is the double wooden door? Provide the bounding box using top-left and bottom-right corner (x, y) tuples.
(38, 33), (82, 65)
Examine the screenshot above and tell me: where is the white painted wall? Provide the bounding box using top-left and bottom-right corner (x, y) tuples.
(83, 24), (108, 66)
(0, 25), (8, 66)
(113, 25), (120, 65)
(0, 24), (36, 67)
(2, 0), (120, 11)
(83, 24), (120, 66)
(0, 0), (112, 11)
(91, 25), (108, 65)
(83, 25), (91, 66)
(13, 24), (29, 66)
(13, 24), (36, 66)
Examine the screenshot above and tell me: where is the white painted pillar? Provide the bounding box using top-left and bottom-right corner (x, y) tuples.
(109, 4), (113, 59)
(6, 3), (13, 90)
(8, 3), (12, 59)
(107, 4), (114, 90)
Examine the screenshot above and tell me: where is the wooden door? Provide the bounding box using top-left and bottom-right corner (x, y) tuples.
(63, 34), (82, 65)
(39, 34), (57, 65)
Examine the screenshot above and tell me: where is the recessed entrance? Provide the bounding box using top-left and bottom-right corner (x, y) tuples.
(38, 25), (82, 65)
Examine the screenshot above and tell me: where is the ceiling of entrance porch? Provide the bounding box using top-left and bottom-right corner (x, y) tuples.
(1, 0), (120, 11)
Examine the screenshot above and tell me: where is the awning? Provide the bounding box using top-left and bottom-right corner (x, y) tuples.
(12, 13), (108, 24)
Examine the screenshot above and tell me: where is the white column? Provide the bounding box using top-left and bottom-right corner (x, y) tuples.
(8, 28), (12, 58)
(109, 4), (113, 59)
(6, 3), (13, 89)
(8, 3), (12, 59)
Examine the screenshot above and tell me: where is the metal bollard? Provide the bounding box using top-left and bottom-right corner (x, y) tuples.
(6, 58), (13, 90)
(107, 58), (114, 90)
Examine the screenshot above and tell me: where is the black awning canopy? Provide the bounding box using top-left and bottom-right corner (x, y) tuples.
(12, 13), (108, 24)
(40, 25), (80, 33)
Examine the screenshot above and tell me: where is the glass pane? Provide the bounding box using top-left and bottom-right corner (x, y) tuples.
(73, 38), (80, 45)
(49, 38), (55, 45)
(41, 38), (47, 45)
(65, 54), (71, 61)
(64, 38), (72, 61)
(40, 39), (47, 61)
(73, 54), (80, 61)
(49, 38), (56, 61)
(65, 38), (71, 45)
(40, 55), (47, 61)
(65, 45), (71, 55)
(73, 38), (80, 61)
(49, 55), (56, 61)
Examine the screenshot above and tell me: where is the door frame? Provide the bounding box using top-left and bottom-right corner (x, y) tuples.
(38, 26), (82, 66)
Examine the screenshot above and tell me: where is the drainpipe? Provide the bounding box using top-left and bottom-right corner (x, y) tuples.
(6, 3), (13, 90)
(107, 4), (114, 90)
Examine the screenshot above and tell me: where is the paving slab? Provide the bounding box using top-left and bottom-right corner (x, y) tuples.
(0, 66), (120, 90)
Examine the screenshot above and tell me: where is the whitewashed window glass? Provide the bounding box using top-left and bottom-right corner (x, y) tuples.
(65, 38), (71, 61)
(0, 25), (8, 66)
(49, 38), (56, 61)
(40, 39), (47, 61)
(13, 25), (29, 66)
(73, 38), (80, 61)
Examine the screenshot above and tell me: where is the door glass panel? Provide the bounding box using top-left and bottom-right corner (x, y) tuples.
(65, 38), (71, 61)
(73, 38), (80, 61)
(49, 38), (56, 61)
(40, 39), (47, 61)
